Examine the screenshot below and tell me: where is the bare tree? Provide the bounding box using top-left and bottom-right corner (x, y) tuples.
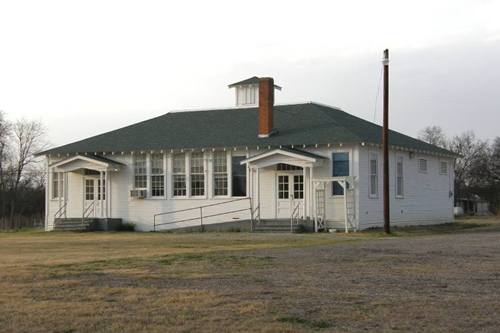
(418, 126), (448, 148)
(448, 131), (490, 199)
(9, 119), (47, 220)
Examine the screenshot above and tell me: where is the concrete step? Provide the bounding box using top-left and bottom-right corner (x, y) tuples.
(54, 218), (92, 231)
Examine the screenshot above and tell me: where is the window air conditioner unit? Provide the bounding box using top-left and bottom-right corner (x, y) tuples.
(130, 189), (147, 199)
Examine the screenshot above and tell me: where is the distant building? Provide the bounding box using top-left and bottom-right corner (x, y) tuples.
(456, 195), (490, 216)
(38, 77), (458, 232)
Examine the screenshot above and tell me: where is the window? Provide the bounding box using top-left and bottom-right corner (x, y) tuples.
(173, 153), (186, 196)
(277, 163), (303, 171)
(134, 155), (147, 188)
(97, 179), (105, 200)
(237, 86), (256, 105)
(213, 152), (228, 196)
(294, 175), (304, 199)
(232, 156), (247, 197)
(396, 156), (404, 198)
(190, 152), (205, 196)
(52, 172), (64, 199)
(418, 158), (428, 173)
(369, 153), (378, 197)
(85, 179), (94, 201)
(332, 153), (349, 195)
(151, 153), (165, 197)
(278, 175), (289, 199)
(440, 161), (448, 175)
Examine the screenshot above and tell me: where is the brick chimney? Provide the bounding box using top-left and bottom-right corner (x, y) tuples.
(258, 77), (275, 138)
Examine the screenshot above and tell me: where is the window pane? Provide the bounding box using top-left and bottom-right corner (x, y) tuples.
(440, 162), (447, 174)
(278, 175), (289, 199)
(213, 152), (228, 196)
(173, 153), (185, 173)
(152, 175), (165, 197)
(232, 156), (247, 197)
(85, 179), (94, 201)
(52, 173), (59, 199)
(293, 175), (304, 199)
(151, 154), (164, 175)
(332, 153), (349, 195)
(134, 155), (147, 188)
(173, 175), (186, 196)
(370, 156), (378, 196)
(190, 152), (205, 196)
(397, 157), (404, 197)
(173, 153), (186, 196)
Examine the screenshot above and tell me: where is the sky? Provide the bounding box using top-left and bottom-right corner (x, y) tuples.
(0, 0), (499, 148)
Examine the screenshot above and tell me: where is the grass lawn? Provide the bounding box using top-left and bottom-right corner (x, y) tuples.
(0, 217), (499, 332)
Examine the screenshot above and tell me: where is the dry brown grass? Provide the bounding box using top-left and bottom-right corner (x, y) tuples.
(1, 218), (499, 333)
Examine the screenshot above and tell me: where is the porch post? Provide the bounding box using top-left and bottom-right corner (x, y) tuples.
(303, 166), (307, 218)
(343, 180), (348, 233)
(64, 172), (68, 218)
(58, 172), (62, 213)
(45, 162), (50, 230)
(309, 167), (313, 224)
(100, 171), (104, 218)
(105, 171), (109, 218)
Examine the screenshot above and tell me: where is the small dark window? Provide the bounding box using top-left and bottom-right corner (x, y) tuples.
(332, 153), (349, 195)
(276, 163), (303, 171)
(232, 156), (247, 197)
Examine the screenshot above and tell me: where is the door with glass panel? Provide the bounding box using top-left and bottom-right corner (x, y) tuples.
(84, 177), (105, 217)
(276, 174), (304, 219)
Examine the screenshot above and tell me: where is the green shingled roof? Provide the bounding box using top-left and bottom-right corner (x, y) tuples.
(39, 102), (455, 157)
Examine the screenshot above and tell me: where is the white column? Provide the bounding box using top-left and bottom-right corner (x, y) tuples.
(105, 171), (109, 218)
(58, 172), (62, 212)
(45, 162), (50, 230)
(99, 171), (104, 218)
(64, 172), (68, 218)
(303, 166), (307, 218)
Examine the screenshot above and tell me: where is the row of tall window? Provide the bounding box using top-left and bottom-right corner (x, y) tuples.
(368, 154), (449, 199)
(133, 152), (247, 198)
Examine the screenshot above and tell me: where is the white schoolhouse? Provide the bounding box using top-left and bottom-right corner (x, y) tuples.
(40, 77), (456, 232)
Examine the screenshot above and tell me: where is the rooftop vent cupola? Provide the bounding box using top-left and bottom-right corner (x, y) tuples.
(228, 76), (281, 107)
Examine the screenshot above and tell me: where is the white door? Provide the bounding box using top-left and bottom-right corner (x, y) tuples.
(84, 178), (105, 217)
(276, 174), (304, 219)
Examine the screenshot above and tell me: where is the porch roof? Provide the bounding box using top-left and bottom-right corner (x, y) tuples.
(240, 147), (326, 168)
(50, 155), (125, 172)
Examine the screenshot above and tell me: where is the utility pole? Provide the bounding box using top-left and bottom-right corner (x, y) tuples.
(382, 49), (390, 234)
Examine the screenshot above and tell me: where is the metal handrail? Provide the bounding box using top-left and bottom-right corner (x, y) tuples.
(54, 202), (68, 219)
(153, 197), (252, 232)
(290, 200), (301, 232)
(83, 200), (97, 221)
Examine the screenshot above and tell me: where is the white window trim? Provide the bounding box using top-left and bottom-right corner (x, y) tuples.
(213, 151), (229, 198)
(149, 152), (166, 199)
(51, 171), (64, 200)
(330, 149), (351, 198)
(189, 151), (206, 198)
(369, 152), (379, 199)
(418, 158), (428, 174)
(439, 160), (448, 175)
(133, 154), (148, 190)
(396, 155), (404, 199)
(172, 152), (188, 198)
(231, 152), (249, 198)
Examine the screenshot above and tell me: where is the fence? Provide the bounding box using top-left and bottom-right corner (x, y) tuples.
(0, 214), (44, 230)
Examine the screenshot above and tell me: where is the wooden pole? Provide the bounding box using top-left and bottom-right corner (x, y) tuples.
(382, 49), (391, 234)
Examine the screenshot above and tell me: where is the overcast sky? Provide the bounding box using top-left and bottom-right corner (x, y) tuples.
(0, 0), (499, 147)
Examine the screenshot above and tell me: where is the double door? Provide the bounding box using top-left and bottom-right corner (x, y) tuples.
(276, 173), (304, 219)
(84, 177), (105, 217)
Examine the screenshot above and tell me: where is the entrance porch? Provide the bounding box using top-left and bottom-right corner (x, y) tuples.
(48, 155), (124, 230)
(242, 148), (357, 232)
